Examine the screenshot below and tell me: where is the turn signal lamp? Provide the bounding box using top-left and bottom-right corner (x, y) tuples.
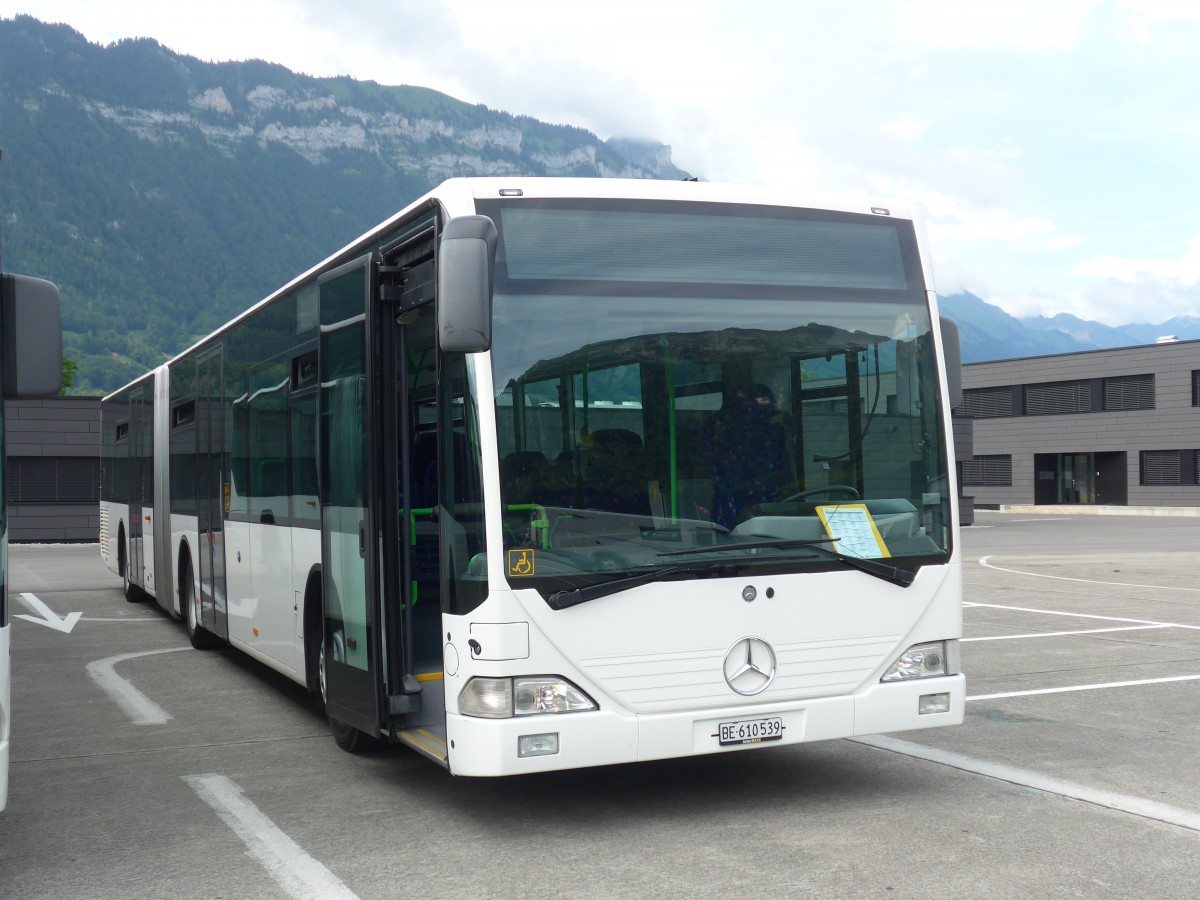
(460, 676), (597, 719)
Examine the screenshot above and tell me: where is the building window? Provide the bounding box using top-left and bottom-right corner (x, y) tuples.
(1141, 450), (1181, 485)
(1103, 374), (1154, 411)
(957, 386), (1013, 418)
(7, 457), (101, 504)
(961, 454), (1012, 486)
(1192, 371), (1200, 406)
(1024, 380), (1091, 416)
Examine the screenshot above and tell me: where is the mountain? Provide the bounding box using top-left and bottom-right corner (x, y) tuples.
(1118, 316), (1200, 344)
(0, 15), (689, 393)
(938, 291), (1095, 362)
(1019, 312), (1142, 350)
(939, 291), (1197, 363)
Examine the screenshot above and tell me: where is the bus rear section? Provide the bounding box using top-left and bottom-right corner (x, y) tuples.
(1, 272), (63, 810)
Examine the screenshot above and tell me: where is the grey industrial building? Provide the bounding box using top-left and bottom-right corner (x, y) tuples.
(5, 397), (101, 542)
(958, 338), (1200, 508)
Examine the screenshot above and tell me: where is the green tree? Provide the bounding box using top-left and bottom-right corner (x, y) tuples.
(61, 356), (78, 394)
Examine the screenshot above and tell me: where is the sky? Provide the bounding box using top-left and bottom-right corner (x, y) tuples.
(4, 0), (1200, 326)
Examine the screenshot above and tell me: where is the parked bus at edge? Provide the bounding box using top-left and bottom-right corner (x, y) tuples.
(0, 273), (63, 811)
(100, 178), (965, 776)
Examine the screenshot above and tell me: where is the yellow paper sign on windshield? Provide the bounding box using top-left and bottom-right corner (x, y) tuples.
(815, 504), (890, 559)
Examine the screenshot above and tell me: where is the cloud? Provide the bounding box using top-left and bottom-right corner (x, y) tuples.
(1116, 0), (1200, 25)
(1070, 235), (1200, 286)
(911, 190), (1083, 255)
(1070, 279), (1200, 326)
(898, 0), (1101, 50)
(931, 255), (992, 298)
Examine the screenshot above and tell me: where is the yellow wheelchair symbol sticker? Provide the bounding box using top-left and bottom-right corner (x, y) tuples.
(508, 549), (536, 577)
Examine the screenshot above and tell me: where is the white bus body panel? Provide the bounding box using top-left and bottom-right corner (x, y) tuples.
(443, 563), (963, 776)
(99, 500), (126, 576)
(151, 365), (172, 610)
(140, 510), (155, 599)
(223, 520), (317, 682)
(0, 623), (9, 810)
(291, 527), (320, 652)
(225, 520), (253, 646)
(248, 520), (297, 671)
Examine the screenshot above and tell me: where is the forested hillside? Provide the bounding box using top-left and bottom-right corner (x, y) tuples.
(0, 15), (688, 392)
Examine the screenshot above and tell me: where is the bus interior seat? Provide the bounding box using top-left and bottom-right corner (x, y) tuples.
(410, 430), (480, 507)
(409, 431), (438, 509)
(582, 428), (648, 515)
(499, 450), (548, 505)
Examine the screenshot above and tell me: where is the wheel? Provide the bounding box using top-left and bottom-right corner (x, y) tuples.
(783, 485), (861, 502)
(122, 542), (144, 603)
(183, 561), (219, 650)
(319, 638), (382, 753)
(330, 716), (379, 753)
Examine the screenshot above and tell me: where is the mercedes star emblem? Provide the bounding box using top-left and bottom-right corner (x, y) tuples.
(723, 636), (777, 696)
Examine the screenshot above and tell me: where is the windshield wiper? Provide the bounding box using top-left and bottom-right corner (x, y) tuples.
(658, 536), (915, 587)
(547, 560), (734, 610)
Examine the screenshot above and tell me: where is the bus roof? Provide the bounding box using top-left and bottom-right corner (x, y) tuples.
(104, 177), (920, 399)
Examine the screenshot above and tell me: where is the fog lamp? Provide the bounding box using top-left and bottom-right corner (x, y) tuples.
(919, 692), (951, 715)
(518, 732), (559, 758)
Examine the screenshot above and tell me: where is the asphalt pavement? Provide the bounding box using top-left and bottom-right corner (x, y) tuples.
(2, 514), (1199, 898)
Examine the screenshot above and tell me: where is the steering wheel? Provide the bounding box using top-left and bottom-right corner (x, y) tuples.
(783, 484), (861, 502)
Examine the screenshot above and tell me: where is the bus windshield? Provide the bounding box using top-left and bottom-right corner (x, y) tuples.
(480, 198), (951, 599)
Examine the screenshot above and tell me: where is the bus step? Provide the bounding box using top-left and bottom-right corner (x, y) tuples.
(397, 725), (449, 767)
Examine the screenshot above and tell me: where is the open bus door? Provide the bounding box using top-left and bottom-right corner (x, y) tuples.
(318, 254), (385, 749)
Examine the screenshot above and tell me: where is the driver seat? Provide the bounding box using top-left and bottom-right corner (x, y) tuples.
(708, 384), (795, 529)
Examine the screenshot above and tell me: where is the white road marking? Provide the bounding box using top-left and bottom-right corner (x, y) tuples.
(969, 674), (1200, 702)
(978, 555), (1200, 593)
(14, 592), (82, 633)
(85, 648), (189, 725)
(857, 735), (1200, 833)
(965, 601), (1200, 631)
(184, 774), (360, 900)
(963, 624), (1172, 642)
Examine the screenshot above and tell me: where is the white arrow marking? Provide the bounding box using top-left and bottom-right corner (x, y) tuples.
(184, 774), (361, 900)
(14, 592), (82, 633)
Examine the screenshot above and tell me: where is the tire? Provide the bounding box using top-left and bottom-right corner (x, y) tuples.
(319, 639), (381, 753)
(122, 543), (144, 603)
(183, 561), (219, 650)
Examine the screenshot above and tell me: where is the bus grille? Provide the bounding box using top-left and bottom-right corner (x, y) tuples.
(580, 634), (901, 712)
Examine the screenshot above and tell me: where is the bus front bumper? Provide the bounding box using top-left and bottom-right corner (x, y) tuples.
(444, 674), (965, 776)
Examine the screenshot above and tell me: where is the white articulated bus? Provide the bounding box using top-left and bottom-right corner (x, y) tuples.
(0, 273), (63, 810)
(100, 177), (964, 775)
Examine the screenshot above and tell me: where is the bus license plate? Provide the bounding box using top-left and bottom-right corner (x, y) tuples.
(717, 717), (784, 746)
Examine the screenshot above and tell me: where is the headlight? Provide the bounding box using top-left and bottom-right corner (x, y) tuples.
(459, 676), (597, 718)
(881, 641), (950, 682)
(514, 677), (596, 715)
